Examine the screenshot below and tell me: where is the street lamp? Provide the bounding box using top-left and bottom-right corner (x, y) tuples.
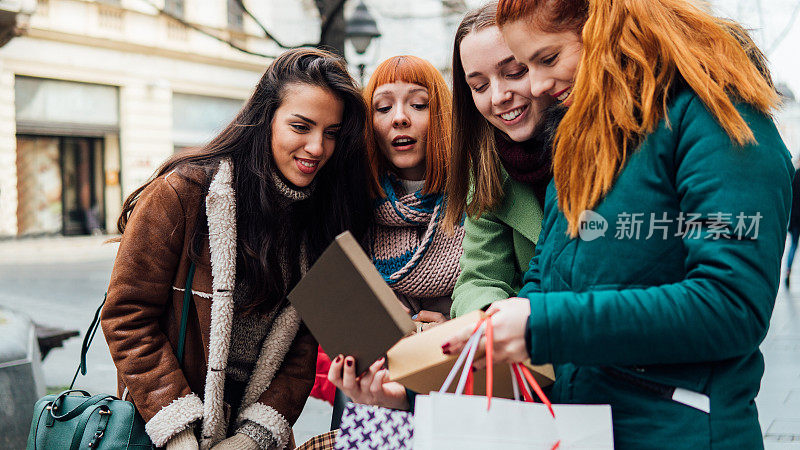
(346, 0), (381, 86)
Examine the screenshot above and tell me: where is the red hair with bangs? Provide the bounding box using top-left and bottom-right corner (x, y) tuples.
(496, 0), (778, 236)
(363, 55), (452, 197)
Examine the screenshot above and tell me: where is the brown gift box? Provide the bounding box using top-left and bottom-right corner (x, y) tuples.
(387, 310), (555, 398)
(288, 231), (416, 374)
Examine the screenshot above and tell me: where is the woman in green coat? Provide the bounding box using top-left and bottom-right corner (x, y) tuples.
(444, 2), (555, 318)
(445, 0), (793, 448)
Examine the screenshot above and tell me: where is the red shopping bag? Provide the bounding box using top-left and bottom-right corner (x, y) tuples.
(310, 345), (336, 405)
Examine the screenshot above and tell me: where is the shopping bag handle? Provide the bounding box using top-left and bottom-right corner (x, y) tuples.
(439, 321), (484, 395)
(512, 363), (555, 417)
(480, 313), (556, 417)
(438, 313), (556, 413)
(462, 314), (561, 450)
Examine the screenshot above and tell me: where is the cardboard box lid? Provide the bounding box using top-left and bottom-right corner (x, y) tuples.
(288, 231), (416, 374)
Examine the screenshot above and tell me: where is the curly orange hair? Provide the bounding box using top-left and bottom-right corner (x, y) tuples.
(497, 0), (778, 235)
(363, 55), (452, 197)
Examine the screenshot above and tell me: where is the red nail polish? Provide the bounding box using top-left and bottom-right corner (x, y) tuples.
(443, 348), (451, 355)
(441, 342), (450, 350)
(346, 359), (353, 367)
(334, 355), (342, 363)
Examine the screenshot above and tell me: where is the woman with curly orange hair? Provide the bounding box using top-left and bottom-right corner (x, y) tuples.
(444, 1), (793, 447)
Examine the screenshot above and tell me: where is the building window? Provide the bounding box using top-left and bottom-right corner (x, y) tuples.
(227, 0), (244, 31)
(164, 0), (184, 18)
(172, 93), (244, 150)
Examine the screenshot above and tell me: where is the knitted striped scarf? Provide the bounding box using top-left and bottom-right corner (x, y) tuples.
(371, 175), (465, 298)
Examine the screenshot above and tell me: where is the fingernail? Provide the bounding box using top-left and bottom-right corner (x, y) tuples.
(441, 342), (450, 351)
(412, 314), (419, 320)
(334, 355), (342, 363)
(346, 359), (353, 367)
(443, 348), (451, 355)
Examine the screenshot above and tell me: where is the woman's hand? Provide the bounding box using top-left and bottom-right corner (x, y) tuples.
(414, 310), (447, 331)
(441, 297), (531, 369)
(328, 355), (411, 411)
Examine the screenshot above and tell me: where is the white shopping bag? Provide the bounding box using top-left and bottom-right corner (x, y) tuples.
(412, 316), (614, 449)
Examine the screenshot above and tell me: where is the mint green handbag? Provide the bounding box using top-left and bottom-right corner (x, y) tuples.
(27, 263), (196, 450)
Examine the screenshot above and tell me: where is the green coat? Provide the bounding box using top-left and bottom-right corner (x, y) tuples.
(451, 172), (543, 318)
(520, 88), (793, 449)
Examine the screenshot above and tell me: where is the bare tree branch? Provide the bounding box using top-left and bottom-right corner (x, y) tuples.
(234, 0), (318, 49)
(140, 0), (277, 58)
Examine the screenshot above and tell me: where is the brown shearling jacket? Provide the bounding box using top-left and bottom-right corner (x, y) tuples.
(101, 159), (317, 449)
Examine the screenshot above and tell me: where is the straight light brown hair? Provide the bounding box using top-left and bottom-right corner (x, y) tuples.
(443, 2), (505, 230)
(497, 0), (778, 235)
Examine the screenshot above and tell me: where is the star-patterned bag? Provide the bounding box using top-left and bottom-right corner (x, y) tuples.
(333, 402), (413, 450)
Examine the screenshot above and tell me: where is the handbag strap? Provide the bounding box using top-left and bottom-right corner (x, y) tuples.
(69, 261), (197, 389)
(50, 393), (116, 421)
(68, 404), (112, 450)
(176, 262), (196, 365)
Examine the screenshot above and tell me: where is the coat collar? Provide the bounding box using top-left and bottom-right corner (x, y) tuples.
(495, 168), (545, 244)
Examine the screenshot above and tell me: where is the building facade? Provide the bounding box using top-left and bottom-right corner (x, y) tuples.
(0, 0), (316, 237)
(0, 0), (467, 237)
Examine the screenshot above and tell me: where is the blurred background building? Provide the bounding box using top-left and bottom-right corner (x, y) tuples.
(0, 0), (797, 238)
(713, 0), (800, 162)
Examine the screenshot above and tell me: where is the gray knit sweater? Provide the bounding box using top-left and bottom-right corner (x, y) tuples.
(224, 170), (312, 449)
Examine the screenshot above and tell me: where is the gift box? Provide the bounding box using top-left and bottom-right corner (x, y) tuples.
(386, 310), (554, 397)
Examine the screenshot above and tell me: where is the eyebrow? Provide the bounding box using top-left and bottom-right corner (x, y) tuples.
(374, 87), (428, 98)
(292, 114), (316, 125)
(292, 114), (341, 128)
(528, 45), (558, 63)
(466, 55), (517, 79)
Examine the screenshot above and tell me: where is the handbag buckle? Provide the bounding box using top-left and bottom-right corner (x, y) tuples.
(88, 431), (104, 447)
(98, 410), (112, 416)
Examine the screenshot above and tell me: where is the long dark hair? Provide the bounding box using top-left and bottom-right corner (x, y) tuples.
(118, 48), (371, 312)
(443, 2), (504, 229)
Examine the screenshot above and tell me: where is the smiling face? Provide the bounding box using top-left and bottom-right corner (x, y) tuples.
(371, 81), (430, 181)
(459, 26), (552, 142)
(501, 20), (582, 107)
(270, 83), (343, 187)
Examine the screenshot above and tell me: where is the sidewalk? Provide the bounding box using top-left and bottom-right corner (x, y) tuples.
(759, 279), (800, 448)
(0, 234), (119, 264)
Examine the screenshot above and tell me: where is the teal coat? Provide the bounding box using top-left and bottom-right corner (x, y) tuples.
(451, 172), (543, 318)
(520, 88), (793, 449)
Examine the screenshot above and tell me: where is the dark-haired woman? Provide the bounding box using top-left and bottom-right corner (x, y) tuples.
(101, 48), (372, 450)
(445, 0), (793, 448)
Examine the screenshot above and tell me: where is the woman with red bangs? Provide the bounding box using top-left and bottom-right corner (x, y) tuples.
(327, 55), (464, 411)
(443, 0), (793, 448)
